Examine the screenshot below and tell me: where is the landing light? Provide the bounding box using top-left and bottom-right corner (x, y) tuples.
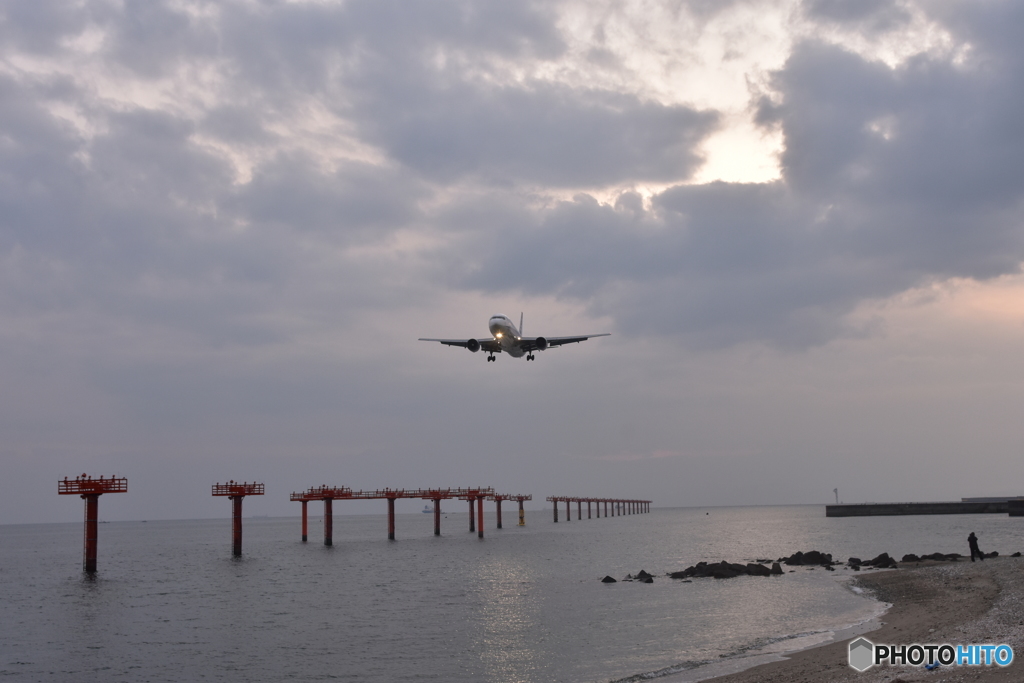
(496, 332), (502, 338)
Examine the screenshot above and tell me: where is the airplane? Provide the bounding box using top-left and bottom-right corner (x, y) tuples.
(419, 313), (609, 362)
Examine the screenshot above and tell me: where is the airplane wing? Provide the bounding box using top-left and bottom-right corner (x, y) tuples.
(418, 338), (502, 352)
(519, 333), (610, 351)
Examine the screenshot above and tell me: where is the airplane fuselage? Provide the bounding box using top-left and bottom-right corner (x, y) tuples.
(488, 315), (526, 357)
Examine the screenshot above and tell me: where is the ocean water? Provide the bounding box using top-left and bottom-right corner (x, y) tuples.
(2, 505), (1020, 682)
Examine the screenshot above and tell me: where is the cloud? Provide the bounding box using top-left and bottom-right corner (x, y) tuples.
(803, 0), (912, 31)
(352, 79), (720, 187)
(436, 5), (1024, 348)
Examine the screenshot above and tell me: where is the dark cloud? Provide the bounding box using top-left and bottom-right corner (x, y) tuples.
(353, 80), (719, 186)
(233, 154), (426, 239)
(193, 0), (717, 188)
(0, 1), (90, 55)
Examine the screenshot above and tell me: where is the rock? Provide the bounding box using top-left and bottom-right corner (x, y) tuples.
(851, 565), (860, 571)
(862, 552), (897, 568)
(670, 559), (786, 580)
(601, 575), (617, 583)
(709, 564), (742, 579)
(783, 551), (804, 566)
(636, 569), (653, 580)
(847, 557), (862, 565)
(640, 576), (653, 583)
(901, 553), (920, 562)
(781, 550), (833, 566)
(770, 562), (783, 575)
(1012, 552), (1021, 557)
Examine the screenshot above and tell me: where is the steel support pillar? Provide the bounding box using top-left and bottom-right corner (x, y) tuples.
(553, 503), (558, 522)
(587, 502), (591, 519)
(301, 500), (308, 542)
(496, 500), (503, 529)
(565, 500), (570, 522)
(476, 496), (484, 539)
(83, 494), (99, 573)
(433, 498), (441, 536)
(518, 500), (525, 526)
(324, 498), (333, 546)
(387, 497), (396, 540)
(469, 499), (475, 532)
(232, 496), (243, 556)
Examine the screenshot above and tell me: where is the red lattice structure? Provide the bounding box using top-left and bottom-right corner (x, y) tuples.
(212, 481), (264, 556)
(545, 496), (651, 522)
(488, 493), (533, 528)
(58, 474), (128, 572)
(212, 481), (265, 497)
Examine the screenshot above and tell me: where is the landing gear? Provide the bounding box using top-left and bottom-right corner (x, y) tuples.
(526, 354), (535, 361)
(487, 355), (496, 362)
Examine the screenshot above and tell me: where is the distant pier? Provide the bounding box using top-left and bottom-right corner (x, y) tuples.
(826, 501), (1012, 517)
(546, 496), (651, 522)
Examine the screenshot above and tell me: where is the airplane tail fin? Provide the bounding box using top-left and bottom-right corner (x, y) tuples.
(520, 312), (524, 337)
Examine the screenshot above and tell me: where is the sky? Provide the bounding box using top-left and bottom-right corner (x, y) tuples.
(2, 0), (1023, 524)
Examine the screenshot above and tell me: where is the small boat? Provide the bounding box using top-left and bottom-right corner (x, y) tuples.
(422, 504), (436, 514)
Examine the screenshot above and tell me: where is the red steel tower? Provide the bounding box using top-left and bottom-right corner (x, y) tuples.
(212, 481), (265, 556)
(58, 474), (128, 572)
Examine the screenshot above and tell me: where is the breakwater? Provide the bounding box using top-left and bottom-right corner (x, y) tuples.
(826, 501), (1010, 517)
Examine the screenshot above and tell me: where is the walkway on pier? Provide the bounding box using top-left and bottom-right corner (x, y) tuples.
(545, 497), (651, 522)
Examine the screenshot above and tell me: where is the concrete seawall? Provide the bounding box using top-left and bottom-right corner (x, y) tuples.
(826, 501), (1009, 517)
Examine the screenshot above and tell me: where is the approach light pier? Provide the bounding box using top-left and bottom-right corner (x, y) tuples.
(545, 497), (651, 522)
(489, 493), (533, 528)
(212, 481), (265, 556)
(58, 474), (128, 573)
(291, 486), (497, 543)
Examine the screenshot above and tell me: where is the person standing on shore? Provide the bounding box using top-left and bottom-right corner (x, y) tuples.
(968, 532), (984, 561)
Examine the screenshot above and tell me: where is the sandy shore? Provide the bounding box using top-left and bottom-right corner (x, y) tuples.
(695, 556), (1023, 683)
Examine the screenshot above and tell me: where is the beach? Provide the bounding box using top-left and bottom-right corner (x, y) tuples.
(701, 557), (1023, 683)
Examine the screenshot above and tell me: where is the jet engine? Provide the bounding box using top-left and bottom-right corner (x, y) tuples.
(535, 337), (548, 351)
(466, 339), (480, 353)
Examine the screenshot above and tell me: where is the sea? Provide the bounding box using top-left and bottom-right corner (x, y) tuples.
(2, 505), (1020, 682)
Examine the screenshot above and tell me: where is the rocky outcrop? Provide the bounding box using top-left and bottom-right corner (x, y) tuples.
(780, 550), (833, 567)
(861, 552), (898, 568)
(601, 575), (617, 583)
(746, 563), (771, 576)
(669, 560), (778, 580)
